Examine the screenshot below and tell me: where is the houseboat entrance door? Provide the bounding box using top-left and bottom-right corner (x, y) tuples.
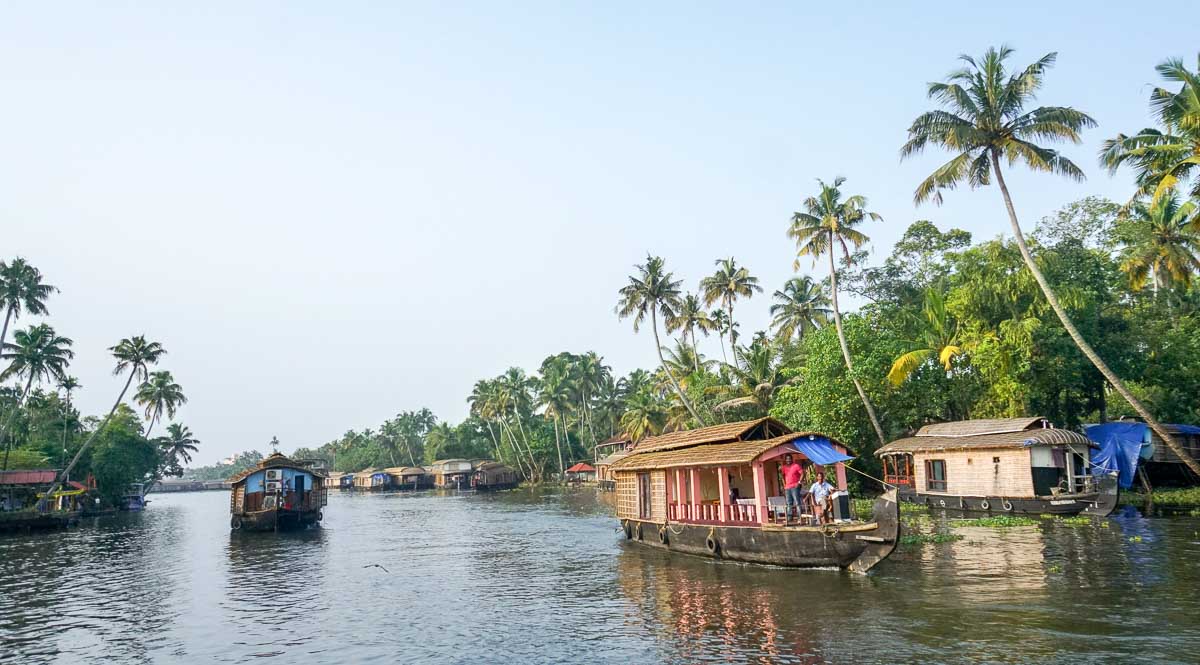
(637, 473), (651, 520)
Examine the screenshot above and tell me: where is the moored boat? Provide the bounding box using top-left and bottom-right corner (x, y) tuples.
(470, 462), (519, 491)
(611, 418), (899, 573)
(229, 453), (328, 531)
(876, 417), (1119, 517)
(429, 459), (474, 490)
(386, 466), (433, 490)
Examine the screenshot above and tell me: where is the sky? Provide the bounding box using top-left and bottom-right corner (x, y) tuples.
(1, 3), (1191, 465)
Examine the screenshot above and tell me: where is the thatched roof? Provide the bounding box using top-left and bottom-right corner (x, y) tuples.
(629, 418), (791, 454)
(384, 466), (428, 476)
(353, 467), (380, 479)
(230, 453), (327, 484)
(878, 418), (1093, 454)
(473, 461), (511, 472)
(612, 432), (844, 471)
(596, 451), (630, 467)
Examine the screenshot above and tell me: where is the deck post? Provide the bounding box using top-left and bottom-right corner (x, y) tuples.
(689, 468), (703, 521)
(752, 462), (769, 525)
(673, 469), (684, 517)
(834, 461), (848, 492)
(717, 466), (730, 523)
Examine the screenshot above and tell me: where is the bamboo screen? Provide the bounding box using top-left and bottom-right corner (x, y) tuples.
(616, 472), (638, 519)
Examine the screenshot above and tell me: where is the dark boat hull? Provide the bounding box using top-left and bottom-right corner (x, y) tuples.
(231, 508), (322, 532)
(898, 474), (1119, 517)
(473, 482), (519, 492)
(621, 489), (899, 573)
(0, 510), (80, 533)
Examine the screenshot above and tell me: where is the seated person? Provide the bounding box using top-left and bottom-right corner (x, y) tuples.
(809, 470), (835, 524)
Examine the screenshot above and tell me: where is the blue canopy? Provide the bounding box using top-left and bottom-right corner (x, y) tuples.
(789, 436), (854, 465)
(1086, 423), (1145, 489)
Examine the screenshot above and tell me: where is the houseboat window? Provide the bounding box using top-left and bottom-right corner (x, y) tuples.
(637, 473), (652, 520)
(925, 459), (947, 492)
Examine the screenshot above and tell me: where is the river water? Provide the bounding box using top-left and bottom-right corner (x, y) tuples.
(1, 488), (1198, 664)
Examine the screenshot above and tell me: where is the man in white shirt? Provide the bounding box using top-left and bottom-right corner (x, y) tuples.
(809, 470), (835, 524)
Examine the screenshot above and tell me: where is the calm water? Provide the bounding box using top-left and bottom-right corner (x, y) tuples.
(1, 489), (1198, 664)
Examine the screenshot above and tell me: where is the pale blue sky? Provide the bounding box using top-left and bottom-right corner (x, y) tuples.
(2, 3), (1189, 464)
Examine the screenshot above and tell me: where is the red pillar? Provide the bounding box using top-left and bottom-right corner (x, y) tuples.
(689, 468), (703, 520)
(752, 462), (769, 525)
(717, 466), (731, 523)
(834, 444), (849, 491)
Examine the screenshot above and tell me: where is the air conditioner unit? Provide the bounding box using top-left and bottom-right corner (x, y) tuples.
(265, 481), (282, 492)
(265, 469), (283, 481)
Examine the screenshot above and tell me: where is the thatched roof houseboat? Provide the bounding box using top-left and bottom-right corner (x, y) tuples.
(610, 418), (898, 572)
(353, 468), (390, 491)
(229, 453), (328, 531)
(385, 466), (432, 490)
(876, 417), (1118, 516)
(429, 459), (474, 490)
(471, 462), (519, 491)
(596, 450), (629, 491)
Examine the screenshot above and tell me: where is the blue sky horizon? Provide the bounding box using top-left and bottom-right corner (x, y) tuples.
(3, 3), (1191, 464)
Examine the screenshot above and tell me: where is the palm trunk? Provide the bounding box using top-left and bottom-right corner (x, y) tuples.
(498, 418), (529, 478)
(39, 369), (139, 510)
(0, 308), (12, 364)
(990, 151), (1200, 477)
(652, 309), (706, 426)
(551, 413), (565, 481)
(0, 374), (37, 471)
(690, 327), (702, 373)
(828, 232), (888, 448)
(484, 420), (503, 462)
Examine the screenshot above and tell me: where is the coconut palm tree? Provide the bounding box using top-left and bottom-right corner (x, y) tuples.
(0, 324), (74, 469)
(536, 356), (573, 478)
(660, 339), (712, 389)
(145, 423), (200, 494)
(134, 370), (187, 438)
(700, 257), (762, 352)
(769, 276), (832, 344)
(887, 287), (964, 385)
(666, 293), (716, 372)
(616, 255), (705, 426)
(57, 375), (80, 468)
(789, 176), (887, 447)
(902, 46), (1200, 476)
(619, 390), (666, 443)
(39, 336), (165, 507)
(0, 259), (57, 362)
(1116, 194), (1200, 293)
(1101, 53), (1200, 204)
(707, 338), (795, 416)
(709, 309), (732, 365)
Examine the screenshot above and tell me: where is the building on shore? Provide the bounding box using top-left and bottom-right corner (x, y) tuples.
(565, 462), (596, 484)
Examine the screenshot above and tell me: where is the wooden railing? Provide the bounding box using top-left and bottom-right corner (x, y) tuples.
(668, 502), (758, 525)
(884, 474), (913, 486)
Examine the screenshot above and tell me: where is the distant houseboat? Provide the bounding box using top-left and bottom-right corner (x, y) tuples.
(122, 482), (148, 511)
(471, 462), (519, 491)
(229, 453), (328, 531)
(430, 460), (474, 490)
(876, 417), (1119, 516)
(565, 462), (596, 484)
(610, 418), (899, 573)
(353, 468), (390, 491)
(595, 435), (634, 491)
(386, 466), (432, 490)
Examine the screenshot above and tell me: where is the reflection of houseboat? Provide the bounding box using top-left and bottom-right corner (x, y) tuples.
(611, 418), (899, 573)
(430, 459), (474, 489)
(877, 418), (1119, 516)
(229, 453), (328, 531)
(353, 468), (390, 491)
(565, 462), (596, 484)
(386, 466), (432, 490)
(471, 462), (519, 491)
(0, 469), (84, 532)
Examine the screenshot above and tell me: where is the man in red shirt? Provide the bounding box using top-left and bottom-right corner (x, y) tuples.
(780, 454), (805, 523)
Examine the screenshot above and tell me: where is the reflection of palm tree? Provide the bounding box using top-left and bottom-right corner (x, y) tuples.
(888, 288), (964, 385)
(1116, 194), (1200, 294)
(769, 276), (832, 344)
(789, 176), (887, 447)
(1, 324), (74, 469)
(617, 255), (705, 425)
(135, 370), (186, 438)
(904, 46), (1200, 477)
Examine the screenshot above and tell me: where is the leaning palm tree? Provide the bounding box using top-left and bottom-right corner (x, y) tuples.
(660, 339), (711, 389)
(903, 45), (1200, 476)
(666, 293), (716, 372)
(887, 287), (964, 385)
(616, 255), (706, 425)
(134, 370), (187, 438)
(769, 276), (832, 344)
(0, 259), (57, 368)
(789, 176), (887, 447)
(57, 375), (81, 468)
(0, 324), (74, 469)
(1117, 194), (1200, 294)
(700, 257), (762, 351)
(1101, 53), (1200, 204)
(39, 336), (166, 508)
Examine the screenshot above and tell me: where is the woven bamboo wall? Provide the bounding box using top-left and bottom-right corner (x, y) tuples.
(651, 471), (666, 522)
(615, 472), (637, 519)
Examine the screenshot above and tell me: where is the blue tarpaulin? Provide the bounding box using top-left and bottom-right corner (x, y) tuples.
(790, 436), (854, 465)
(1086, 423), (1146, 489)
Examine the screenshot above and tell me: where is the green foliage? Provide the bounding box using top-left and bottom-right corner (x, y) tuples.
(900, 532), (964, 546)
(81, 405), (159, 504)
(952, 516), (1039, 528)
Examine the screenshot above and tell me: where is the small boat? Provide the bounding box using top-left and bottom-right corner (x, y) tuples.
(229, 453), (328, 531)
(122, 483), (148, 511)
(876, 417), (1120, 517)
(470, 462), (519, 491)
(611, 418), (899, 573)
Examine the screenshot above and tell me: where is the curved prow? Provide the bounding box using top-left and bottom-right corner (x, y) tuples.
(847, 488), (900, 574)
(1082, 472), (1120, 517)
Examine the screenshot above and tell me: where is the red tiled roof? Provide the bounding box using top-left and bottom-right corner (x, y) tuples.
(68, 480), (87, 490)
(0, 469), (57, 485)
(565, 463), (595, 473)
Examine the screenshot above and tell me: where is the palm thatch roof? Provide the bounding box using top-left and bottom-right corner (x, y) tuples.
(596, 451), (630, 467)
(230, 453), (326, 484)
(384, 466), (428, 476)
(474, 461), (511, 472)
(613, 431), (843, 471)
(629, 418), (791, 454)
(878, 417), (1093, 454)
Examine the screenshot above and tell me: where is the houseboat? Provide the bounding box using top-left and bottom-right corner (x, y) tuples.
(386, 466), (432, 490)
(471, 462), (519, 491)
(0, 469), (84, 532)
(122, 482), (148, 511)
(353, 468), (390, 491)
(430, 459), (474, 489)
(610, 418), (899, 573)
(595, 435), (634, 491)
(876, 417), (1119, 516)
(229, 453), (328, 531)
